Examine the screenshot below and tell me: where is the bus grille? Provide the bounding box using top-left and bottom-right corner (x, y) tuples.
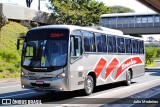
(30, 83), (50, 87)
(29, 76), (53, 80)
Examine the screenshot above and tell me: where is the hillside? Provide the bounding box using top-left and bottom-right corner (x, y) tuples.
(0, 21), (28, 78)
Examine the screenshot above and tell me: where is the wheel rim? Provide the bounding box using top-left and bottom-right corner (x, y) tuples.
(86, 78), (93, 94)
(127, 71), (131, 84)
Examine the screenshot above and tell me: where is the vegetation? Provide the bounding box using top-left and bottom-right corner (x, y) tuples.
(51, 0), (134, 26)
(0, 1), (136, 78)
(0, 21), (28, 78)
(145, 47), (160, 67)
(109, 5), (134, 13)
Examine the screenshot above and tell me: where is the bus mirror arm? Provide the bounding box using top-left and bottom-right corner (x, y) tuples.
(17, 36), (25, 50)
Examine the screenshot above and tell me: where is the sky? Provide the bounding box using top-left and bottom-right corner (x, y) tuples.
(0, 0), (159, 40)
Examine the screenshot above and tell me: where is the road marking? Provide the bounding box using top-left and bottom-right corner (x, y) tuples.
(0, 85), (20, 89)
(88, 78), (160, 98)
(0, 92), (36, 98)
(0, 82), (20, 85)
(62, 78), (160, 105)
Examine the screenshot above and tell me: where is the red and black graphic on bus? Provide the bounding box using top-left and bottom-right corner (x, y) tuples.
(94, 57), (143, 80)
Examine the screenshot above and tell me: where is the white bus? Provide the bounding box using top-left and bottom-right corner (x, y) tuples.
(17, 25), (145, 95)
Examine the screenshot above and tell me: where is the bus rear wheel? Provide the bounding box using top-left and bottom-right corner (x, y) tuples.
(125, 70), (131, 86)
(84, 75), (94, 95)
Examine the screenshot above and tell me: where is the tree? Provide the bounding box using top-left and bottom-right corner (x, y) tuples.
(109, 5), (134, 13)
(147, 36), (155, 42)
(0, 12), (8, 40)
(50, 0), (134, 26)
(51, 0), (109, 26)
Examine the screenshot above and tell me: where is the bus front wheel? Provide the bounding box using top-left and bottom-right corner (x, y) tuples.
(84, 75), (94, 95)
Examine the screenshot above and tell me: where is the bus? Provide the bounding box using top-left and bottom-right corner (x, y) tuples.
(17, 25), (145, 95)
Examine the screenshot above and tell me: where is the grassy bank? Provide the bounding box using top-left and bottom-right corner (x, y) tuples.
(0, 21), (28, 78)
(145, 62), (156, 68)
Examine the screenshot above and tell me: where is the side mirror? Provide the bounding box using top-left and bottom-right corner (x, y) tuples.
(17, 36), (25, 50)
(74, 38), (79, 49)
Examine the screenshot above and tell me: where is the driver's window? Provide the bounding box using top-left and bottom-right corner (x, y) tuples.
(70, 31), (83, 63)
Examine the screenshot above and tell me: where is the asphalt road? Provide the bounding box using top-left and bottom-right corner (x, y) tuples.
(0, 68), (160, 107)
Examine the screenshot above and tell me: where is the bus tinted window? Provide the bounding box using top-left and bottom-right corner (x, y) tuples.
(96, 34), (107, 52)
(117, 37), (125, 53)
(83, 31), (96, 52)
(139, 41), (144, 54)
(96, 34), (103, 52)
(132, 40), (138, 53)
(102, 35), (107, 52)
(108, 36), (116, 53)
(113, 36), (117, 53)
(125, 38), (132, 53)
(70, 30), (83, 58)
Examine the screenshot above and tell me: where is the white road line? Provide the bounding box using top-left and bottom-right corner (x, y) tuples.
(0, 85), (20, 89)
(0, 80), (8, 83)
(0, 82), (19, 85)
(0, 92), (36, 98)
(88, 78), (160, 98)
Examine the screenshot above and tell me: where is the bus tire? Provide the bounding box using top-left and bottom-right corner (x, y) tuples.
(84, 75), (94, 95)
(125, 70), (131, 86)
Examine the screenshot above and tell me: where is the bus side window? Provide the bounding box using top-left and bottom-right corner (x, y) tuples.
(117, 37), (121, 53)
(70, 30), (83, 62)
(113, 36), (117, 53)
(102, 35), (107, 52)
(132, 40), (138, 54)
(96, 34), (103, 52)
(117, 37), (125, 53)
(89, 33), (96, 52)
(125, 38), (132, 53)
(83, 31), (96, 52)
(108, 36), (113, 53)
(139, 41), (144, 54)
(70, 36), (82, 62)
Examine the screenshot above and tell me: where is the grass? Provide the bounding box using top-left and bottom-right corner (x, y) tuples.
(145, 62), (156, 68)
(0, 21), (28, 78)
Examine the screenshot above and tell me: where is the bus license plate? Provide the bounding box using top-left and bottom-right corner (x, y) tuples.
(35, 80), (44, 84)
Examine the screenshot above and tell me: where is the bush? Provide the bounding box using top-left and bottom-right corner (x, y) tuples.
(0, 50), (19, 63)
(145, 47), (160, 64)
(0, 21), (28, 78)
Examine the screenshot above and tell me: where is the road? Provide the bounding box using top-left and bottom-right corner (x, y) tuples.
(0, 68), (160, 107)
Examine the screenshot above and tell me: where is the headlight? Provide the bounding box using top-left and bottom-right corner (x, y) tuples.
(56, 72), (65, 79)
(21, 71), (24, 76)
(21, 71), (27, 77)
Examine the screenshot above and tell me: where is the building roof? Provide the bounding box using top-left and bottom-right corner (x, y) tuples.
(101, 12), (158, 18)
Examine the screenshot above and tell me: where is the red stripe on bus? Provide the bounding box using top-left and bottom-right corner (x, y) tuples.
(105, 58), (119, 79)
(94, 58), (107, 78)
(115, 57), (143, 79)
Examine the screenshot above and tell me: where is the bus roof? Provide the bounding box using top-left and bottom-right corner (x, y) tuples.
(30, 25), (143, 40)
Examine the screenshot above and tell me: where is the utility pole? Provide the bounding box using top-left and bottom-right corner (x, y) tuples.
(26, 0), (33, 8)
(38, 0), (40, 10)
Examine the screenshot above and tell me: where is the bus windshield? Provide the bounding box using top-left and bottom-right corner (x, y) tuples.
(22, 28), (69, 68)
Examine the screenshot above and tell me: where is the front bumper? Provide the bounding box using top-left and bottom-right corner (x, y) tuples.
(21, 76), (69, 91)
